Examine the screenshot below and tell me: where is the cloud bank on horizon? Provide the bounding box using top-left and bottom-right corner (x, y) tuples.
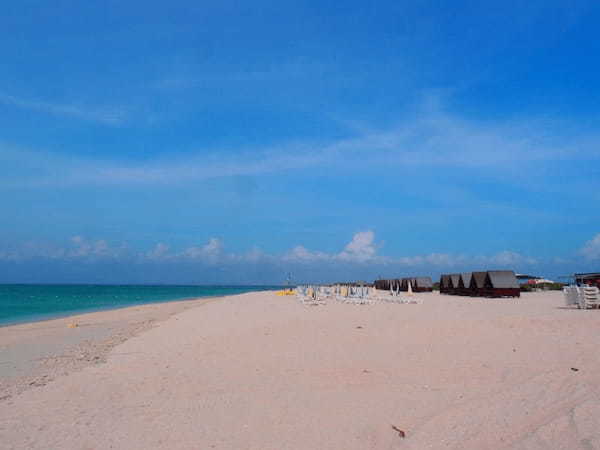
(1, 1), (600, 283)
(1, 230), (598, 284)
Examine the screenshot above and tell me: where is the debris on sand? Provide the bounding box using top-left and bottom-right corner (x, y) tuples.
(391, 425), (406, 438)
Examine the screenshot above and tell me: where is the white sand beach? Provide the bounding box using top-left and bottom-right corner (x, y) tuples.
(1, 290), (599, 449)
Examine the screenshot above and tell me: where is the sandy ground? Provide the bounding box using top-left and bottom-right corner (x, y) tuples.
(1, 290), (599, 449)
(0, 296), (221, 400)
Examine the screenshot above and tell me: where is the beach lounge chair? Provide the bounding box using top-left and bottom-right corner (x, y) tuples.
(582, 286), (600, 309)
(295, 285), (307, 300)
(390, 281), (401, 297)
(345, 285), (373, 304)
(335, 285), (349, 302)
(297, 285), (326, 306)
(563, 286), (580, 307)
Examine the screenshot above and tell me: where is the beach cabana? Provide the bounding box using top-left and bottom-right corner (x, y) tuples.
(410, 277), (418, 291)
(414, 277), (433, 292)
(470, 272), (488, 297)
(460, 272), (473, 296)
(400, 278), (408, 291)
(486, 270), (520, 298)
(449, 274), (461, 295)
(440, 274), (450, 294)
(374, 279), (389, 291)
(399, 278), (409, 292)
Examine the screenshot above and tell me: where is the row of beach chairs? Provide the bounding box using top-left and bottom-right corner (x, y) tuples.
(295, 284), (420, 306)
(563, 286), (600, 309)
(295, 285), (328, 306)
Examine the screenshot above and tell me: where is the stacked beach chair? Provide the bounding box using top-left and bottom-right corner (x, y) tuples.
(564, 285), (600, 309)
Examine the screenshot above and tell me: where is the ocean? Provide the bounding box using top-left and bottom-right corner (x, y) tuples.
(0, 284), (281, 326)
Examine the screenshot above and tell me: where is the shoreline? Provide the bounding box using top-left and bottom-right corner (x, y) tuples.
(0, 292), (258, 401)
(0, 293), (226, 328)
(0, 285), (282, 328)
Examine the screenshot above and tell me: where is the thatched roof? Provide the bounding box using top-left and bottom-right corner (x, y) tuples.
(449, 273), (461, 288)
(471, 272), (488, 288)
(461, 272), (473, 287)
(487, 270), (519, 289)
(416, 277), (433, 288)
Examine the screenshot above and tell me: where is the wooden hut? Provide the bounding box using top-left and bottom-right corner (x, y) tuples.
(460, 272), (473, 296)
(486, 270), (520, 297)
(470, 271), (488, 297)
(449, 274), (461, 295)
(374, 279), (387, 290)
(400, 278), (409, 291)
(414, 276), (433, 292)
(440, 274), (451, 294)
(410, 277), (418, 291)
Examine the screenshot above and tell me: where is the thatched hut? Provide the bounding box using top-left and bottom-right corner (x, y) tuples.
(414, 276), (433, 292)
(486, 271), (520, 297)
(470, 271), (488, 296)
(400, 278), (409, 291)
(460, 272), (473, 296)
(440, 274), (451, 294)
(449, 273), (461, 295)
(374, 279), (389, 290)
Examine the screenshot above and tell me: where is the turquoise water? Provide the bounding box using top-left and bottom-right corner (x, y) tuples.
(0, 284), (281, 326)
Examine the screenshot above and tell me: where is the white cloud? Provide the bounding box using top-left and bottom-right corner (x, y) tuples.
(66, 236), (127, 259)
(242, 246), (269, 263)
(5, 98), (599, 189)
(0, 92), (128, 126)
(283, 245), (330, 262)
(146, 243), (171, 260)
(283, 231), (382, 264)
(281, 232), (540, 269)
(396, 253), (468, 267)
(0, 232), (545, 273)
(487, 250), (537, 266)
(0, 236), (127, 262)
(581, 233), (600, 260)
(337, 231), (377, 262)
(181, 238), (223, 263)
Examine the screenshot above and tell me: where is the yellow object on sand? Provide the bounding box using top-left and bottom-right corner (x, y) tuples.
(276, 290), (294, 296)
(67, 322), (78, 328)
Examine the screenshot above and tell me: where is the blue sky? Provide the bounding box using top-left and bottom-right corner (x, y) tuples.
(1, 0), (600, 284)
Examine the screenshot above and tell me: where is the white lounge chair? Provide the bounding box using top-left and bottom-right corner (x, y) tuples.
(582, 286), (599, 309)
(563, 286), (580, 307)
